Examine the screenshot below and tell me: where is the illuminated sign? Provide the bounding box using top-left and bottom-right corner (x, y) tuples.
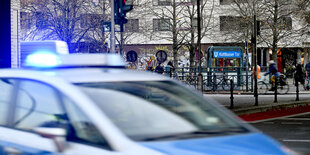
(213, 51), (241, 58)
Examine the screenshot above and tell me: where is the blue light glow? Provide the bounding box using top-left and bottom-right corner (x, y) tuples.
(25, 52), (61, 67)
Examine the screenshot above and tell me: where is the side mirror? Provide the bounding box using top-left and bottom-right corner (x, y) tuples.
(33, 127), (68, 152)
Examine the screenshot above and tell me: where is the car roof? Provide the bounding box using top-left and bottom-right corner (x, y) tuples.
(50, 68), (171, 83)
(0, 68), (171, 83)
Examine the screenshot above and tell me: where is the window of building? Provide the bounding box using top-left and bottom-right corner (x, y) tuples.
(125, 19), (139, 32)
(153, 19), (170, 31)
(192, 18), (203, 27)
(153, 0), (171, 6)
(261, 17), (292, 31)
(278, 17), (292, 30)
(219, 16), (249, 31)
(20, 12), (32, 30)
(219, 0), (247, 5)
(80, 14), (102, 29)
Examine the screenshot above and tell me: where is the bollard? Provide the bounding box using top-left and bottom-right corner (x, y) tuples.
(212, 74), (216, 91)
(230, 79), (234, 109)
(274, 77), (277, 103)
(296, 79), (299, 101)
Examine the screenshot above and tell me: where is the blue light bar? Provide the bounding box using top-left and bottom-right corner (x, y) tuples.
(25, 52), (61, 68)
(24, 53), (127, 68)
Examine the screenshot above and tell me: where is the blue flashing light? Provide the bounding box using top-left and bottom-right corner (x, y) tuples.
(25, 52), (61, 67)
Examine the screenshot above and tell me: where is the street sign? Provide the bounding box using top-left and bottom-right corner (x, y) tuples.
(213, 51), (241, 58)
(126, 50), (138, 62)
(103, 22), (111, 32)
(156, 50), (167, 63)
(103, 22), (123, 32)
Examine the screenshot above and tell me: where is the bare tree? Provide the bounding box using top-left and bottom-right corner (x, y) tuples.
(182, 0), (215, 68)
(225, 0), (309, 63)
(140, 0), (189, 67)
(20, 0), (108, 53)
(140, 0), (215, 67)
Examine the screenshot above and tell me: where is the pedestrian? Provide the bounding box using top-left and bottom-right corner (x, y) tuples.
(155, 63), (164, 74)
(165, 61), (174, 77)
(305, 61), (310, 89)
(294, 60), (304, 86)
(252, 65), (261, 79)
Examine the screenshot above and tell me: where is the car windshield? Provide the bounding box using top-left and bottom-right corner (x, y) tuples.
(75, 81), (250, 141)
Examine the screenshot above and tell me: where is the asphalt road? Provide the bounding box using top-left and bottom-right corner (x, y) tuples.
(204, 93), (310, 154)
(252, 112), (310, 155)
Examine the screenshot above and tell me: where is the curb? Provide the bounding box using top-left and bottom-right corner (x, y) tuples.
(231, 100), (310, 116)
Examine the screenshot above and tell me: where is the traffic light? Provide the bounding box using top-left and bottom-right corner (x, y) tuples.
(115, 0), (133, 25)
(120, 0), (133, 17)
(256, 20), (261, 36)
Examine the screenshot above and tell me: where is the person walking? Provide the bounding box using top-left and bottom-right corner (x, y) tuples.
(165, 61), (174, 77)
(252, 65), (261, 79)
(155, 63), (164, 74)
(294, 60), (304, 87)
(305, 61), (310, 90)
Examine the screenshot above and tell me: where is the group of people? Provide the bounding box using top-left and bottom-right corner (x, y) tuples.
(148, 61), (174, 75)
(295, 60), (310, 90)
(263, 59), (310, 91)
(150, 59), (310, 91)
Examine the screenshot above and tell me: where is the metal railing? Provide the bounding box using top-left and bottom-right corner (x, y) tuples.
(165, 67), (254, 92)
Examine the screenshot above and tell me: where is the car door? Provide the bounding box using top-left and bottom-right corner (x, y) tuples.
(0, 78), (59, 155)
(1, 78), (121, 155)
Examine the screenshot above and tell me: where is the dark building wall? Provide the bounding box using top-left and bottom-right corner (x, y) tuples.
(0, 1), (11, 68)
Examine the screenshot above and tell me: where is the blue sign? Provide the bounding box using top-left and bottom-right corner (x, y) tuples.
(213, 51), (241, 58)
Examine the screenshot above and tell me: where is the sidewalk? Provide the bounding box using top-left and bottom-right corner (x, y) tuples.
(203, 81), (310, 122)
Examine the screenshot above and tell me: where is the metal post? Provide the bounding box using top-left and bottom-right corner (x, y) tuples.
(197, 0), (203, 92)
(274, 77), (277, 103)
(110, 0), (116, 53)
(213, 73), (216, 91)
(120, 26), (123, 56)
(296, 79), (299, 101)
(245, 40), (249, 91)
(230, 79), (234, 109)
(253, 15), (258, 106)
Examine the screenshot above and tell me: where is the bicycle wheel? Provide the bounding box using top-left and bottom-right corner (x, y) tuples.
(203, 79), (217, 91)
(257, 81), (268, 95)
(277, 83), (289, 94)
(185, 76), (195, 86)
(221, 80), (233, 91)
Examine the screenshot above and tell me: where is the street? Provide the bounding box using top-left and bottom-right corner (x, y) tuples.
(252, 112), (310, 155)
(204, 93), (310, 154)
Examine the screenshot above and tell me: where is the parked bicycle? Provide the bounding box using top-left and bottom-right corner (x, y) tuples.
(203, 72), (234, 91)
(184, 73), (197, 86)
(257, 74), (289, 95)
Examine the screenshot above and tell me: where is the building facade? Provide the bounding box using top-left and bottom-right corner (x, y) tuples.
(11, 0), (21, 68)
(18, 0), (310, 74)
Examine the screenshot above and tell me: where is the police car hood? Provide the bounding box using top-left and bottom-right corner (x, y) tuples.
(140, 133), (288, 155)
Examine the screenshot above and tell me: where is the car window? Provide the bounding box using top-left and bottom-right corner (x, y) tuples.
(14, 80), (65, 130)
(77, 81), (250, 141)
(0, 79), (15, 125)
(63, 95), (110, 149)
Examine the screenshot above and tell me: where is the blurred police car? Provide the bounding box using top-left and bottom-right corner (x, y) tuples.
(0, 52), (295, 155)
